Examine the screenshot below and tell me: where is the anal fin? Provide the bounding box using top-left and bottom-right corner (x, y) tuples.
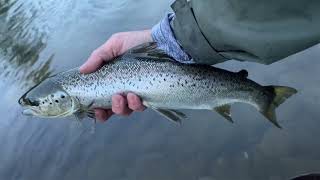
(156, 109), (186, 124)
(214, 104), (233, 123)
(147, 106), (186, 124)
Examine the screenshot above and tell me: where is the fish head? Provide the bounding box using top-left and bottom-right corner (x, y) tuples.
(18, 78), (78, 118)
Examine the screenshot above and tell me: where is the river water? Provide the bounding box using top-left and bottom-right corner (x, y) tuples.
(0, 0), (320, 180)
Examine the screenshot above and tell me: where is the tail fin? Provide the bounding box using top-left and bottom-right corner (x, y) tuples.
(260, 86), (297, 128)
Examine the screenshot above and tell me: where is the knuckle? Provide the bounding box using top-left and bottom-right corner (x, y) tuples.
(112, 103), (126, 115)
(112, 94), (122, 103)
(90, 50), (101, 59)
(127, 94), (144, 111)
(110, 33), (122, 41)
(128, 101), (140, 111)
(112, 106), (121, 114)
(91, 50), (99, 56)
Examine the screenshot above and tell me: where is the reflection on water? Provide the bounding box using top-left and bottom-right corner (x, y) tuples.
(0, 0), (53, 87)
(0, 0), (320, 180)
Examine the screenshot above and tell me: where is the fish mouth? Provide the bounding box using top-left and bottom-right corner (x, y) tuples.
(18, 95), (28, 106)
(21, 106), (42, 117)
(20, 105), (74, 118)
(18, 97), (40, 107)
(22, 109), (37, 116)
(18, 83), (39, 106)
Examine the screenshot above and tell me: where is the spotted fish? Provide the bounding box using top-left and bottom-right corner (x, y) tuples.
(18, 43), (297, 128)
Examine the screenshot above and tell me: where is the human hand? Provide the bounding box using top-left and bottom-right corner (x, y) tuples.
(79, 30), (153, 122)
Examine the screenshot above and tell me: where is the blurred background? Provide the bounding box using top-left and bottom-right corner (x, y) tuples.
(0, 0), (319, 179)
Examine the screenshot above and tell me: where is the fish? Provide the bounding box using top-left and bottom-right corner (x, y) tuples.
(18, 42), (297, 128)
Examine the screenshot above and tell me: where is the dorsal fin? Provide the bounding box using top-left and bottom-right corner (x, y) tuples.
(125, 42), (174, 60)
(237, 69), (248, 78)
(127, 42), (158, 54)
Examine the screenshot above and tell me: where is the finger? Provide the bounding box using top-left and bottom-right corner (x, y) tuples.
(127, 93), (146, 112)
(79, 50), (106, 74)
(112, 94), (133, 116)
(95, 109), (114, 122)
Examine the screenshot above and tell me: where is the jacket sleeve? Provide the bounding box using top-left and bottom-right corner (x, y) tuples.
(151, 13), (193, 63)
(170, 0), (320, 65)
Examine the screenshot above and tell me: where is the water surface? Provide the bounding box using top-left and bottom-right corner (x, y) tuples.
(0, 0), (320, 180)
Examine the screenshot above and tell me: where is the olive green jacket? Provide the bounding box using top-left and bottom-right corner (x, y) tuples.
(171, 0), (320, 65)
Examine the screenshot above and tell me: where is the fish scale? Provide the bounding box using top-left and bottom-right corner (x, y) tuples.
(19, 43), (297, 128)
(56, 55), (270, 109)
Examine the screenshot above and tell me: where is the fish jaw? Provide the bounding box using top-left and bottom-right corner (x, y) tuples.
(21, 101), (79, 118)
(22, 109), (37, 116)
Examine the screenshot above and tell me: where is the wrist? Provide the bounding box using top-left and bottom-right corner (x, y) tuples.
(141, 29), (153, 42)
(151, 13), (193, 63)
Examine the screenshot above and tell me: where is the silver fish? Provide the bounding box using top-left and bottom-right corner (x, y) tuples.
(18, 43), (297, 128)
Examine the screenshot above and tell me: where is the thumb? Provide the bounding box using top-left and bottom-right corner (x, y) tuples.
(79, 50), (106, 74)
(79, 39), (120, 74)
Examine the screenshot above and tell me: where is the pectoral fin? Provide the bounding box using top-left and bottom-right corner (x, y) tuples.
(74, 101), (96, 120)
(74, 109), (96, 120)
(74, 109), (97, 133)
(148, 106), (186, 124)
(214, 105), (233, 123)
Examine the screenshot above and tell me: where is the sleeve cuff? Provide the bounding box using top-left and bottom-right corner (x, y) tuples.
(151, 13), (194, 63)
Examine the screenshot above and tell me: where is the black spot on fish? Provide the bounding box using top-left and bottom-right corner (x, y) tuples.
(55, 100), (59, 103)
(164, 78), (166, 81)
(51, 95), (54, 98)
(61, 95), (65, 98)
